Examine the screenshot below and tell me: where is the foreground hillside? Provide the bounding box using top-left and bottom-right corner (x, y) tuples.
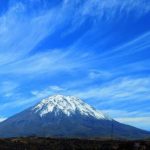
(0, 137), (150, 150)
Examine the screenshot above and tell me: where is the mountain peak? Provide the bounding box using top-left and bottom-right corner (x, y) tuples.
(0, 94), (150, 139)
(32, 95), (108, 120)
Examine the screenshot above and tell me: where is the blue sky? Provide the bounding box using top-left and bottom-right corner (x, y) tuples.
(0, 0), (150, 130)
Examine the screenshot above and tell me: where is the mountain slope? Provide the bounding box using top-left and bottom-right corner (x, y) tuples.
(0, 95), (149, 139)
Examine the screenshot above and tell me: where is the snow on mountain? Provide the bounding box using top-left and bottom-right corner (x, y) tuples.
(0, 94), (150, 138)
(32, 95), (108, 120)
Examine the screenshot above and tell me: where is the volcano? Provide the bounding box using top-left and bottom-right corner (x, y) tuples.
(0, 95), (149, 139)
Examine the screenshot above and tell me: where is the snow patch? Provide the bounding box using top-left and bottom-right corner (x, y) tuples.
(32, 95), (109, 120)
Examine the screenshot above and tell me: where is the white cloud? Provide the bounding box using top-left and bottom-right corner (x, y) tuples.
(0, 81), (18, 97)
(0, 96), (38, 112)
(31, 85), (66, 99)
(0, 0), (149, 76)
(78, 0), (150, 21)
(0, 1), (71, 66)
(116, 117), (150, 123)
(102, 109), (150, 130)
(88, 70), (112, 79)
(97, 31), (150, 62)
(0, 50), (90, 76)
(115, 117), (150, 131)
(73, 77), (150, 102)
(0, 117), (7, 122)
(49, 86), (65, 91)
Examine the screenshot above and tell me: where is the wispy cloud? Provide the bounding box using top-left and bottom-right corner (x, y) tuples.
(0, 81), (18, 97)
(0, 0), (149, 130)
(99, 31), (150, 59)
(49, 86), (65, 91)
(31, 85), (66, 99)
(103, 109), (150, 130)
(72, 77), (150, 101)
(0, 117), (6, 122)
(76, 0), (150, 21)
(0, 50), (92, 77)
(116, 117), (150, 130)
(0, 0), (149, 75)
(0, 1), (70, 66)
(88, 70), (112, 80)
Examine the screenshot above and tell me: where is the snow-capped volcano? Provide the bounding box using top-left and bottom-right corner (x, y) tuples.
(0, 94), (149, 139)
(32, 95), (107, 120)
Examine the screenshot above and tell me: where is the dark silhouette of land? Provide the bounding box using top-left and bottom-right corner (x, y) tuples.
(0, 137), (149, 150)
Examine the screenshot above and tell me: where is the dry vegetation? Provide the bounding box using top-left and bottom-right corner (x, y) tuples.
(0, 137), (150, 150)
